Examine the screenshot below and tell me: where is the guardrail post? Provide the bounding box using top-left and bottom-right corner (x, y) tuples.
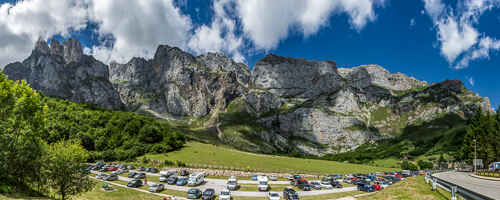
(425, 175), (429, 184)
(432, 178), (437, 191)
(451, 186), (457, 200)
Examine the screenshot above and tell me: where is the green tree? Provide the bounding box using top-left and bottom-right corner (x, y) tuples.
(417, 160), (433, 170)
(43, 141), (94, 200)
(0, 74), (47, 191)
(401, 160), (418, 171)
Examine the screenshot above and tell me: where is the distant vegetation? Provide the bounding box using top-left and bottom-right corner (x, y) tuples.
(461, 107), (500, 165)
(43, 97), (186, 162)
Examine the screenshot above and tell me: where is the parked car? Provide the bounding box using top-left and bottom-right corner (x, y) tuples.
(331, 181), (343, 188)
(148, 183), (165, 193)
(98, 167), (107, 172)
(180, 169), (189, 176)
(127, 165), (135, 170)
(296, 179), (310, 191)
(150, 168), (159, 173)
(202, 188), (216, 200)
(145, 168), (152, 172)
(186, 188), (202, 199)
(373, 183), (382, 191)
(269, 175), (278, 181)
(283, 187), (299, 200)
(108, 166), (118, 171)
(134, 173), (146, 179)
(127, 179), (143, 188)
(161, 170), (177, 177)
(167, 176), (178, 185)
(268, 192), (281, 200)
(104, 174), (118, 181)
(252, 174), (258, 181)
(138, 167), (146, 171)
(309, 181), (322, 190)
(219, 190), (231, 200)
(258, 176), (269, 191)
(176, 177), (188, 186)
(357, 183), (374, 192)
(320, 180), (333, 189)
(159, 175), (169, 182)
(128, 172), (138, 178)
(96, 173), (107, 180)
(227, 177), (239, 191)
(188, 172), (205, 186)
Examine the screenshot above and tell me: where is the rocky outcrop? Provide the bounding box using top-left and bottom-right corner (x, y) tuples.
(3, 38), (123, 110)
(2, 38), (493, 156)
(109, 45), (249, 119)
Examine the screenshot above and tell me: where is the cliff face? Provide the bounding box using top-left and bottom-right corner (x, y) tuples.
(3, 39), (123, 110)
(3, 38), (492, 155)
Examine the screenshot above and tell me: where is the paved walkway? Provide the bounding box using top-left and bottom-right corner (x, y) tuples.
(434, 171), (500, 199)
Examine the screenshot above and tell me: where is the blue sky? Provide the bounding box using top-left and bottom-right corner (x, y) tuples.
(0, 0), (499, 109)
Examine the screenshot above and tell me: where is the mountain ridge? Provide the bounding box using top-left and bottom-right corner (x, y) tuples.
(2, 38), (492, 156)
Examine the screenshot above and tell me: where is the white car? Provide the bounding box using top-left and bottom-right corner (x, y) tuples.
(320, 181), (333, 189)
(219, 190), (231, 200)
(267, 192), (280, 200)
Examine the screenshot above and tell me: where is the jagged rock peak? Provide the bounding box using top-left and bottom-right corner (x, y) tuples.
(34, 38), (50, 54)
(256, 53), (337, 66)
(35, 38), (83, 63)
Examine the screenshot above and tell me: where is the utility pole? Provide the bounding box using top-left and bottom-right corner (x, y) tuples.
(474, 139), (477, 173)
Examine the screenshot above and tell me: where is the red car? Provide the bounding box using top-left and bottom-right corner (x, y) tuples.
(394, 174), (403, 178)
(373, 184), (382, 191)
(351, 177), (357, 181)
(109, 166), (118, 171)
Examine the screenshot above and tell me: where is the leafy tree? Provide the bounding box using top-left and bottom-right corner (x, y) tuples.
(0, 74), (47, 191)
(43, 141), (94, 200)
(401, 160), (418, 171)
(417, 160), (433, 170)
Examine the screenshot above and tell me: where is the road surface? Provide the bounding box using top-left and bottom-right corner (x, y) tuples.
(434, 171), (500, 199)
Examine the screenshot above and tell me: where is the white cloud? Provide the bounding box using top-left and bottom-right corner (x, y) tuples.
(0, 0), (89, 68)
(437, 16), (478, 62)
(188, 0), (245, 63)
(423, 0), (500, 69)
(236, 0), (386, 50)
(467, 76), (474, 86)
(456, 36), (500, 69)
(87, 0), (192, 64)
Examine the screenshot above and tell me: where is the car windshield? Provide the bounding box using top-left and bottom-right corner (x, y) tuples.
(270, 193), (279, 197)
(221, 191), (230, 195)
(151, 184), (158, 187)
(259, 181), (267, 185)
(188, 189), (198, 194)
(204, 191), (213, 195)
(228, 181), (236, 185)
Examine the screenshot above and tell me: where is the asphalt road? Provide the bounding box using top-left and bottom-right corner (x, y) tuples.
(434, 171), (500, 199)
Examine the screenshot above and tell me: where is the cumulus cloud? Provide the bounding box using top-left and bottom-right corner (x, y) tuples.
(0, 0), (386, 67)
(456, 36), (500, 69)
(188, 0), (245, 63)
(236, 0), (386, 50)
(423, 0), (500, 69)
(86, 0), (192, 64)
(0, 0), (88, 68)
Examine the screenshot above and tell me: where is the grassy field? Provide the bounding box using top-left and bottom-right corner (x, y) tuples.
(140, 142), (398, 174)
(358, 176), (461, 200)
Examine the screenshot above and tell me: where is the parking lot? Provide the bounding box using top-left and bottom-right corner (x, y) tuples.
(88, 163), (417, 199)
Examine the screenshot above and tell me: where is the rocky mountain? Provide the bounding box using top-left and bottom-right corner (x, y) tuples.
(3, 38), (123, 110)
(2, 38), (492, 155)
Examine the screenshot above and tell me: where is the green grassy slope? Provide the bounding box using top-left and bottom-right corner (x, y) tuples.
(140, 141), (397, 174)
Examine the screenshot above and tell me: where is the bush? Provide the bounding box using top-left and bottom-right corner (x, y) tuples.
(401, 160), (418, 171)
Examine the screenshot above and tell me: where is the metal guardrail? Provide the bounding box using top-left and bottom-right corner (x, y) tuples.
(426, 173), (494, 200)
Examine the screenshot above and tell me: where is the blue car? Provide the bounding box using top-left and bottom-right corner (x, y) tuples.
(176, 177), (188, 186)
(357, 183), (375, 192)
(252, 174), (258, 181)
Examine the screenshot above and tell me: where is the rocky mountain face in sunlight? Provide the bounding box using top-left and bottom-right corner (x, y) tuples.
(3, 38), (492, 155)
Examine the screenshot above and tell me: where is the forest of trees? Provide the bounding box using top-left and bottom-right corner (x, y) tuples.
(0, 73), (186, 199)
(461, 107), (500, 166)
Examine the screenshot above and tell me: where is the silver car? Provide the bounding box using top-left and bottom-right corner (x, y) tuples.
(148, 183), (165, 193)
